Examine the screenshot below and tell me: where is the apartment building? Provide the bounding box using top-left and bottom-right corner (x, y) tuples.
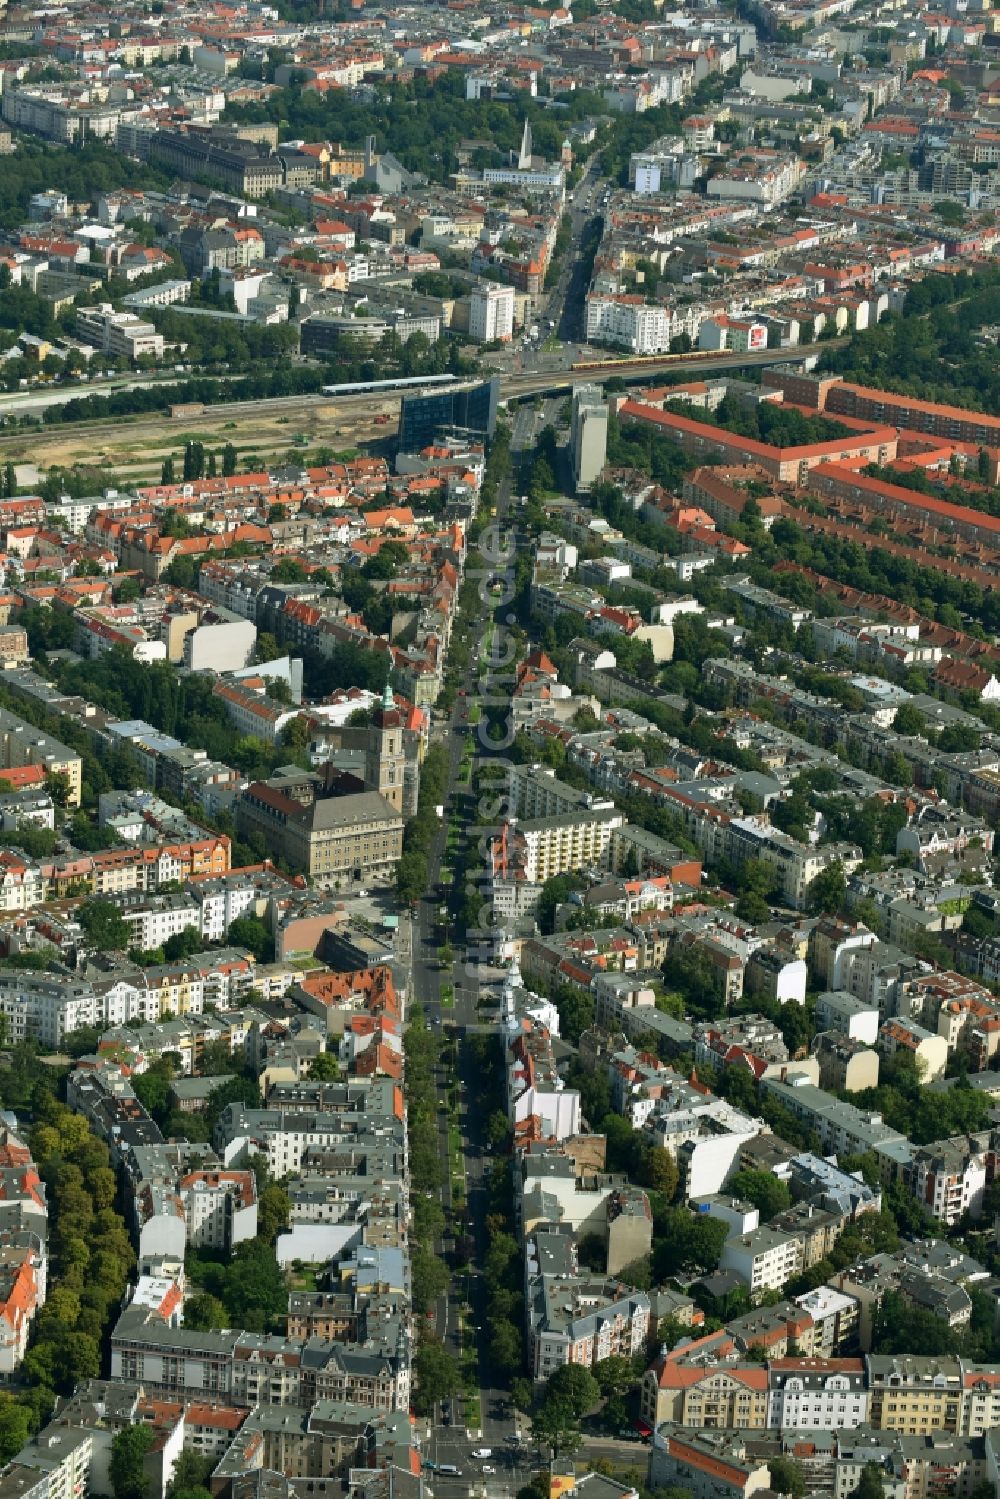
(111, 1142), (409, 1411)
(114, 893), (201, 953)
(618, 399), (897, 485)
(645, 1345), (1000, 1445)
(0, 710), (81, 807)
(528, 1273), (650, 1380)
(507, 1022), (582, 1143)
(644, 1343), (872, 1435)
(649, 1426), (772, 1499)
(213, 1082), (404, 1177)
(179, 1170), (258, 1253)
(149, 129), (283, 198)
(585, 294), (675, 354)
(814, 989), (880, 1045)
(132, 1144), (247, 1260)
(642, 1336), (768, 1430)
(962, 1366), (1000, 1437)
(0, 975), (133, 1048)
(767, 1359), (869, 1429)
(866, 1355), (964, 1435)
(699, 315), (768, 352)
(508, 765), (615, 821)
(807, 464), (1000, 552)
(705, 151), (805, 205)
(878, 1018), (948, 1083)
(76, 304), (164, 361)
(644, 1087), (764, 1201)
(212, 683), (300, 745)
(518, 1152), (631, 1238)
(111, 1315), (239, 1397)
(795, 1286), (861, 1357)
(2, 85), (120, 143)
(469, 282), (514, 342)
(760, 1077), (913, 1175)
(285, 1292), (361, 1342)
(571, 385), (609, 494)
(0, 853), (45, 916)
(0, 1425), (95, 1499)
(682, 1365), (772, 1430)
(814, 1033), (880, 1093)
(837, 1426), (989, 1499)
(682, 467), (785, 532)
(725, 816), (861, 909)
(724, 577), (812, 632)
(0, 1129), (46, 1375)
(907, 1132), (996, 1226)
(504, 808), (624, 885)
(721, 1225), (806, 1298)
(774, 373), (1000, 451)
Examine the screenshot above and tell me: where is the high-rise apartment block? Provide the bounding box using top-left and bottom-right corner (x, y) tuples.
(469, 282), (515, 343)
(571, 384), (609, 493)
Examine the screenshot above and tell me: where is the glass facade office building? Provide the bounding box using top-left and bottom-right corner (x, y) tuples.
(398, 377), (501, 450)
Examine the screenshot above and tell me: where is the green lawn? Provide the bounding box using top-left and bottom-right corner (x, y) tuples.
(286, 1265), (322, 1292)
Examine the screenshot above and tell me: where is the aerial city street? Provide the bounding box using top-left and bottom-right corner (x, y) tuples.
(2, 2), (1000, 1499)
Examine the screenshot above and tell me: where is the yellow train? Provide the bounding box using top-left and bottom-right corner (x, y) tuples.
(570, 349), (741, 375)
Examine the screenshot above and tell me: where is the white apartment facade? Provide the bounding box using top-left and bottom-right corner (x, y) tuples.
(469, 282), (515, 342)
(191, 879), (258, 942)
(720, 1225), (805, 1297)
(767, 1365), (870, 1429)
(586, 294), (672, 354)
(180, 1170), (258, 1251)
(518, 809), (623, 884)
(908, 1136), (991, 1226)
(117, 895), (202, 952)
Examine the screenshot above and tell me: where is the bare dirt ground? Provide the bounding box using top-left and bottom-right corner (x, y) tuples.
(0, 397), (401, 482)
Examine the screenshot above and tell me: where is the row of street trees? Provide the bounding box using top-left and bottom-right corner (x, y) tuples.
(0, 1093), (135, 1461)
(396, 746), (450, 905)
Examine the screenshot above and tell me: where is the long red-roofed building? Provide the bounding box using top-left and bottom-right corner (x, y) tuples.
(618, 399), (897, 482)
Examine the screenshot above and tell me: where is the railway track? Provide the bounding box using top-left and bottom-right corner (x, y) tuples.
(0, 341), (846, 456)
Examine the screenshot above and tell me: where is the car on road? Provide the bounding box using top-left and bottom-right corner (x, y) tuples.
(438, 1466), (462, 1478)
(472, 1449), (492, 1459)
(483, 1467), (496, 1475)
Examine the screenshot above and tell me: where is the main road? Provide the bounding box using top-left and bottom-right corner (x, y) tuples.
(406, 398), (546, 1499)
